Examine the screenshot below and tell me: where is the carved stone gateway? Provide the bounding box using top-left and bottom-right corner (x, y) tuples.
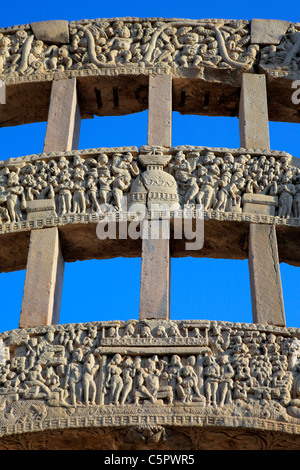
(0, 16), (300, 450)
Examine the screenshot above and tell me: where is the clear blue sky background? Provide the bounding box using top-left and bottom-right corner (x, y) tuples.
(0, 0), (299, 331)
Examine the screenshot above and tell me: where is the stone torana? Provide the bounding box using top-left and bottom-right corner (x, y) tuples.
(0, 16), (300, 450)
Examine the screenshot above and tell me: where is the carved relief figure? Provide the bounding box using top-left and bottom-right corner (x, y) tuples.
(0, 18), (257, 78)
(0, 320), (299, 432)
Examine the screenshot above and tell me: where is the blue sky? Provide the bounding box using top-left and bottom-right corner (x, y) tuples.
(0, 0), (300, 331)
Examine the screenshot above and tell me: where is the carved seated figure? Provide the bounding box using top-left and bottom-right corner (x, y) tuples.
(22, 365), (52, 400)
(106, 25), (133, 65)
(133, 357), (172, 405)
(176, 32), (203, 67)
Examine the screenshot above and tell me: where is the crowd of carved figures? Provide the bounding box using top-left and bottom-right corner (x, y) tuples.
(0, 148), (299, 223)
(171, 149), (300, 218)
(1, 321), (300, 422)
(0, 152), (140, 222)
(0, 19), (258, 77)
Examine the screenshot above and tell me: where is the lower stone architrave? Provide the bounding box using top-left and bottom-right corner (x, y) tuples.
(1, 319), (300, 449)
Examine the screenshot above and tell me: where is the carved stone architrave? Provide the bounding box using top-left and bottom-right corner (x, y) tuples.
(0, 145), (299, 273)
(0, 320), (300, 449)
(1, 17), (300, 127)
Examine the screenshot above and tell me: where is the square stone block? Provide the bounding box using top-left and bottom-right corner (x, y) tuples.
(30, 20), (69, 44)
(251, 19), (291, 45)
(243, 193), (278, 216)
(26, 199), (56, 221)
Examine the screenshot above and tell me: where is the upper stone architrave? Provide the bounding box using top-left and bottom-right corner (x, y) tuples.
(0, 17), (300, 126)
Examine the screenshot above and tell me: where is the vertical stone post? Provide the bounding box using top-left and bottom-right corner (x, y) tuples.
(139, 74), (172, 320)
(43, 78), (81, 152)
(239, 74), (270, 149)
(147, 74), (172, 148)
(20, 228), (65, 328)
(248, 224), (285, 326)
(20, 78), (81, 328)
(239, 73), (285, 326)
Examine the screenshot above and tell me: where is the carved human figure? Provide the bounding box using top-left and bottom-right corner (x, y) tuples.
(5, 169), (25, 222)
(105, 353), (123, 405)
(82, 353), (99, 405)
(0, 183), (10, 222)
(197, 173), (216, 210)
(273, 173), (296, 218)
(262, 334), (280, 362)
(20, 163), (39, 201)
(23, 364), (51, 400)
(0, 35), (12, 73)
(111, 153), (139, 210)
(293, 182), (300, 218)
(176, 32), (203, 67)
(120, 356), (135, 405)
(177, 172), (199, 205)
(57, 45), (73, 69)
(44, 366), (69, 406)
(82, 324), (98, 351)
(173, 151), (194, 178)
(133, 356), (164, 404)
(98, 167), (114, 208)
(203, 355), (220, 405)
(209, 324), (230, 355)
(36, 330), (65, 366)
(213, 171), (234, 211)
(86, 168), (101, 213)
(72, 164), (87, 214)
(106, 25), (133, 64)
(64, 349), (83, 406)
(218, 354), (234, 406)
(176, 356), (203, 403)
(167, 355), (183, 396)
(271, 358), (293, 406)
(55, 169), (74, 215)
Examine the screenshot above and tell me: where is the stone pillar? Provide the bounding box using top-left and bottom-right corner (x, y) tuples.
(248, 224), (285, 326)
(147, 74), (172, 148)
(239, 73), (286, 326)
(20, 228), (65, 328)
(43, 78), (81, 152)
(139, 74), (172, 320)
(20, 78), (81, 328)
(239, 73), (270, 149)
